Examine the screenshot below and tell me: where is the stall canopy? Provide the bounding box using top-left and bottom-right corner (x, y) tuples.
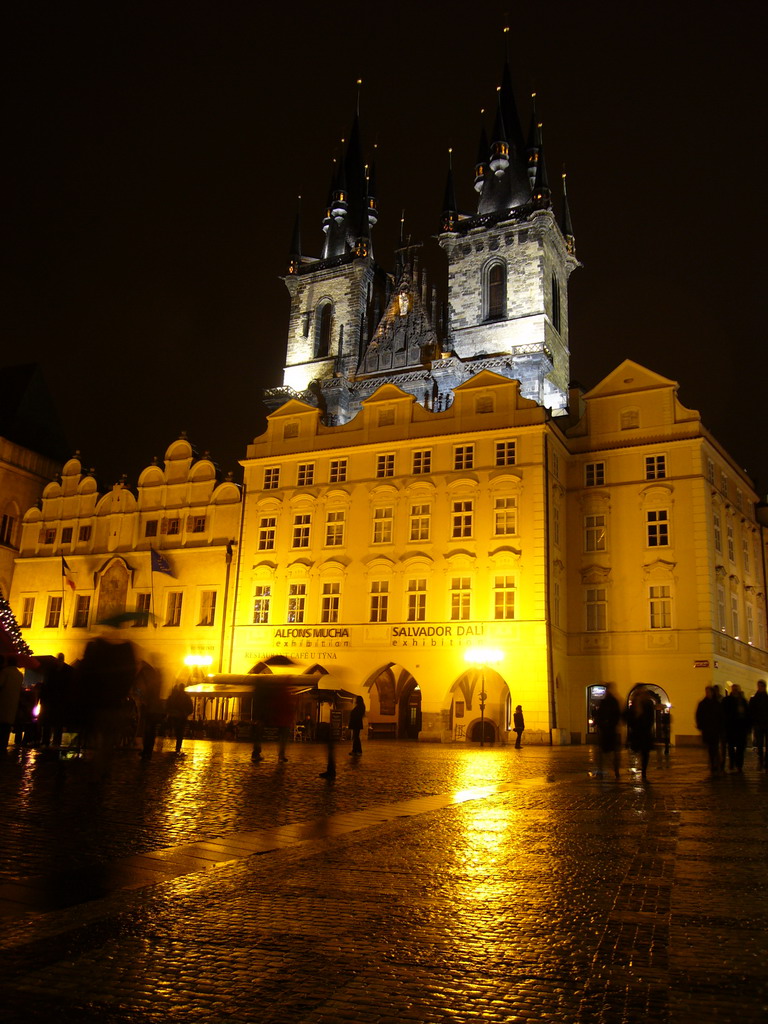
(185, 673), (357, 702)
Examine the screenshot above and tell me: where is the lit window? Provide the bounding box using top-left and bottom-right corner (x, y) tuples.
(494, 576), (515, 620)
(198, 591), (216, 626)
(45, 596), (62, 628)
(321, 582), (340, 624)
(727, 525), (735, 562)
(21, 597), (35, 628)
(264, 467), (280, 490)
(454, 446), (474, 471)
(325, 510), (345, 546)
(376, 453), (395, 478)
(747, 604), (755, 644)
(649, 585), (671, 629)
(297, 463), (315, 487)
(494, 496), (517, 536)
(412, 450), (432, 474)
(586, 589), (607, 632)
(495, 441), (516, 466)
(191, 516), (206, 534)
(288, 583), (306, 624)
(165, 592), (183, 627)
(253, 586), (271, 624)
(409, 504), (430, 542)
(73, 595), (91, 629)
(258, 516), (276, 551)
(292, 513), (311, 548)
(369, 580), (389, 623)
(645, 455), (666, 481)
(646, 510), (669, 547)
(585, 462), (605, 487)
(329, 459), (347, 483)
(451, 500), (473, 538)
(585, 514), (606, 552)
(372, 507), (394, 544)
(743, 537), (750, 575)
(731, 594), (740, 638)
(407, 579), (427, 622)
(450, 577), (471, 621)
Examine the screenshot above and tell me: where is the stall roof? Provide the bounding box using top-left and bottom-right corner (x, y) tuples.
(185, 674), (357, 701)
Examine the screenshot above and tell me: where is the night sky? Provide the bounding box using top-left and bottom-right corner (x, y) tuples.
(5, 2), (767, 493)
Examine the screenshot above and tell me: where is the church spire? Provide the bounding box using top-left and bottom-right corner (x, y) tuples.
(441, 149), (459, 233)
(560, 172), (576, 254)
(287, 197), (302, 275)
(531, 123), (551, 207)
(526, 93), (541, 190)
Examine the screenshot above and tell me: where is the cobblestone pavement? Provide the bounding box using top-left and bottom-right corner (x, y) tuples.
(1, 737), (767, 1023)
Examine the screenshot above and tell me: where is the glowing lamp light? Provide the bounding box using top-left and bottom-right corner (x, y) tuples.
(184, 654), (213, 668)
(464, 647), (503, 667)
(32, 701), (42, 719)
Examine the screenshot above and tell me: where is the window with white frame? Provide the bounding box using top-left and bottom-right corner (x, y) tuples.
(412, 449), (432, 474)
(406, 579), (427, 622)
(191, 516), (206, 533)
(649, 585), (671, 629)
(321, 582), (340, 623)
(450, 577), (471, 621)
(717, 585), (727, 632)
(252, 586), (271, 623)
(136, 593), (151, 617)
(263, 467), (280, 489)
(45, 596), (62, 628)
(325, 509), (345, 547)
(494, 496), (517, 536)
(646, 510), (669, 547)
(453, 445), (474, 471)
(258, 516), (276, 551)
(165, 592), (183, 627)
(585, 462), (605, 487)
(20, 596), (35, 628)
(645, 455), (666, 480)
(165, 518), (181, 536)
(329, 459), (347, 483)
(720, 471), (728, 496)
(451, 500), (473, 538)
(297, 463), (315, 487)
(731, 594), (740, 638)
(292, 513), (311, 548)
(495, 440), (516, 466)
(727, 525), (735, 562)
(743, 537), (750, 574)
(369, 580), (389, 623)
(409, 503), (430, 542)
(746, 604), (755, 644)
(372, 507), (394, 544)
(198, 590), (216, 626)
(586, 588), (607, 632)
(376, 453), (395, 478)
(287, 583), (306, 624)
(494, 576), (515, 619)
(585, 514), (606, 552)
(713, 511), (722, 553)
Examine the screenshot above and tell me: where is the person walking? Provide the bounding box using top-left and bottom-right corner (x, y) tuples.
(695, 685), (723, 774)
(348, 696), (365, 756)
(594, 683), (622, 778)
(748, 679), (768, 770)
(0, 656), (23, 753)
(721, 683), (750, 772)
(166, 683), (194, 755)
(625, 688), (655, 781)
(513, 705), (525, 749)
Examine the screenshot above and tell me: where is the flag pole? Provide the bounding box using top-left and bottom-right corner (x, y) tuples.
(150, 550), (157, 628)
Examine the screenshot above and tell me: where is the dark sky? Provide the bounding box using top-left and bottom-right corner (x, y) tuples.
(4, 1), (767, 492)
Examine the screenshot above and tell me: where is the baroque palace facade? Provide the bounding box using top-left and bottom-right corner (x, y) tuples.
(8, 58), (768, 743)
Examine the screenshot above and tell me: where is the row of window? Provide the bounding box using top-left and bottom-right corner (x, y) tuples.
(706, 458), (745, 509)
(583, 510), (669, 553)
(252, 576), (518, 625)
(584, 455), (667, 487)
(713, 510), (758, 573)
(20, 590), (218, 631)
(36, 517), (209, 547)
(258, 497), (519, 551)
(263, 441), (518, 490)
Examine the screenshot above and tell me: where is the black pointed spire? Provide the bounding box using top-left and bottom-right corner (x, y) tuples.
(560, 172), (575, 254)
(526, 93), (541, 190)
(489, 91), (510, 178)
(531, 123), (551, 207)
(499, 30), (527, 159)
(474, 115), (489, 193)
(288, 198), (302, 275)
(441, 149), (459, 233)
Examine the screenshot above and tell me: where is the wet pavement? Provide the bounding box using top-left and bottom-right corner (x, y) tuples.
(1, 736), (767, 1023)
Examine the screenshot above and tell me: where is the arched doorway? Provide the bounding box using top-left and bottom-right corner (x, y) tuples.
(627, 683), (672, 747)
(468, 719), (496, 744)
(399, 681), (422, 740)
(366, 664), (421, 740)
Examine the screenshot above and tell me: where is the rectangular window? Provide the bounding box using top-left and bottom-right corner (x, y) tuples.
(720, 471), (728, 496)
(475, 395), (493, 414)
(165, 592), (183, 627)
(325, 510), (345, 546)
(646, 510), (669, 547)
(264, 467), (280, 489)
(136, 593), (152, 618)
(450, 577), (471, 621)
(297, 463), (315, 487)
(73, 594), (91, 628)
(553, 504), (561, 546)
(454, 445), (474, 471)
(407, 579), (427, 622)
(494, 496), (517, 536)
(378, 408), (395, 427)
(45, 596), (62, 628)
(645, 455), (666, 480)
(369, 580), (389, 623)
(494, 576), (515, 620)
(621, 409), (639, 430)
(713, 511), (722, 553)
(198, 590), (217, 626)
(287, 583), (306, 624)
(706, 458), (715, 484)
(495, 440), (516, 466)
(191, 516), (206, 533)
(743, 537), (750, 575)
(145, 521), (158, 538)
(727, 525), (735, 562)
(451, 500), (473, 539)
(731, 594), (740, 638)
(585, 514), (606, 552)
(321, 582), (340, 624)
(717, 585), (727, 632)
(585, 462), (605, 487)
(376, 453), (395, 478)
(258, 516), (276, 551)
(412, 449), (432, 474)
(409, 503), (431, 542)
(747, 604), (755, 644)
(329, 459), (347, 483)
(61, 527), (73, 544)
(21, 597), (35, 628)
(43, 528), (56, 545)
(78, 525), (92, 542)
(252, 586), (271, 624)
(649, 585), (671, 629)
(165, 518), (181, 536)
(372, 507), (394, 544)
(292, 513), (311, 548)
(0, 514), (15, 546)
(586, 588), (607, 632)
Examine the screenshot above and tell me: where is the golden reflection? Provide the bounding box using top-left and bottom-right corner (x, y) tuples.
(158, 743), (217, 834)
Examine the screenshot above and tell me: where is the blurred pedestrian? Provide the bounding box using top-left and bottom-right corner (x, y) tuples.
(0, 655), (23, 753)
(271, 685), (295, 762)
(166, 683), (194, 755)
(135, 659), (165, 760)
(625, 688), (655, 780)
(319, 701), (337, 779)
(748, 679), (768, 770)
(721, 684), (750, 772)
(39, 653), (69, 748)
(594, 683), (621, 778)
(348, 696), (365, 756)
(711, 684), (727, 771)
(513, 705), (525, 749)
(695, 685), (722, 774)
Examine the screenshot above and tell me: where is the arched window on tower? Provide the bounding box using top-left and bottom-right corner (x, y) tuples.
(551, 273), (561, 332)
(485, 261), (506, 321)
(315, 301), (333, 358)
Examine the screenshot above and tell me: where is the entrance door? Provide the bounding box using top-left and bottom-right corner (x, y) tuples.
(469, 720), (496, 744)
(399, 683), (422, 739)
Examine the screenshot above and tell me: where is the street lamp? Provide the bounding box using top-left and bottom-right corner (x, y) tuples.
(464, 646), (503, 747)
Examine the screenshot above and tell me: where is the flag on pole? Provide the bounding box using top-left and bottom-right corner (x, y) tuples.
(150, 548), (175, 577)
(62, 557), (76, 591)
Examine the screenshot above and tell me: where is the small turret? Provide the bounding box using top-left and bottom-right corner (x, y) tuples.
(489, 93), (510, 177)
(287, 198), (302, 276)
(560, 172), (576, 254)
(474, 115), (489, 194)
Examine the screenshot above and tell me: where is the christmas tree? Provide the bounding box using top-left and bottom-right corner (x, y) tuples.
(0, 591), (33, 659)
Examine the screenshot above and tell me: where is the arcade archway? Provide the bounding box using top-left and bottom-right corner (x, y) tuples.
(365, 663), (422, 740)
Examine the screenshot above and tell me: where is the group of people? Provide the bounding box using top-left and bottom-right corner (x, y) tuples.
(593, 683), (657, 780)
(695, 680), (768, 774)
